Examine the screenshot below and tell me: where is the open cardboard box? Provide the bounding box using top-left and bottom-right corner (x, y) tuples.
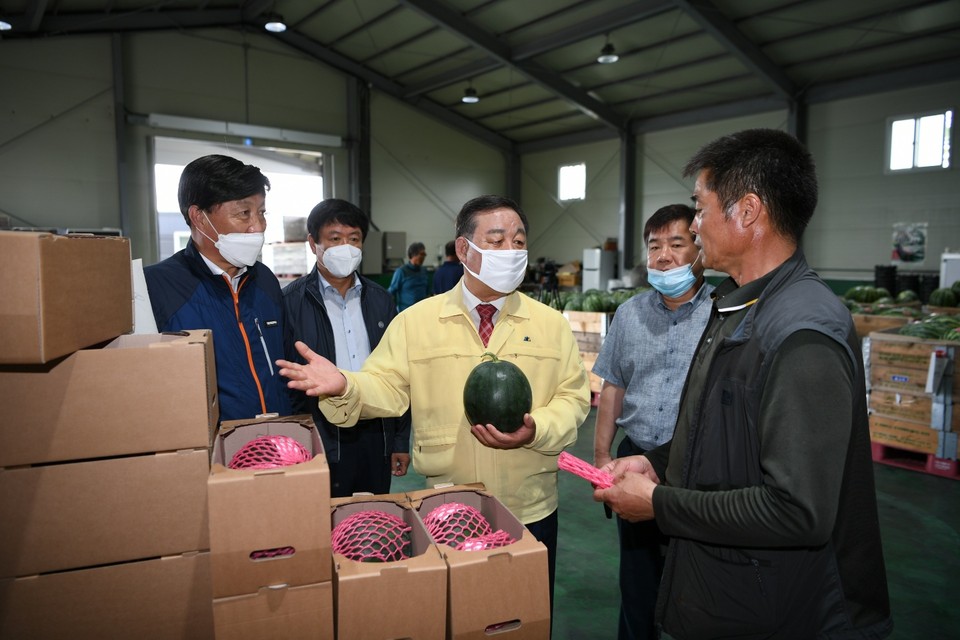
(208, 415), (332, 598)
(0, 448), (210, 579)
(0, 551), (213, 640)
(0, 330), (217, 467)
(212, 581), (334, 640)
(330, 494), (447, 640)
(407, 485), (551, 640)
(0, 230), (133, 364)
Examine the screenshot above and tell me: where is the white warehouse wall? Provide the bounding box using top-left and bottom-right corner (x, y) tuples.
(369, 93), (506, 266)
(1, 30), (956, 281)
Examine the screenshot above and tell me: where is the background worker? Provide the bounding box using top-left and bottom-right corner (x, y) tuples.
(282, 198), (410, 497)
(388, 241), (430, 310)
(592, 204), (713, 640)
(433, 239), (464, 294)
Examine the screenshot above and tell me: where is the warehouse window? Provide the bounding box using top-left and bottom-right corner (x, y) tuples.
(558, 163), (586, 200)
(887, 109), (952, 172)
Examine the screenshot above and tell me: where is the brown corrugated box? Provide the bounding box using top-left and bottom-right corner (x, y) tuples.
(208, 415), (332, 599)
(0, 330), (217, 467)
(212, 581), (333, 640)
(0, 448), (210, 578)
(331, 494), (447, 640)
(0, 231), (133, 364)
(0, 552), (213, 639)
(407, 485), (551, 640)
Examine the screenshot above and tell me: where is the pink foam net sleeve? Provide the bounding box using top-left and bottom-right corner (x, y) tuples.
(332, 510), (411, 562)
(423, 502), (493, 548)
(456, 529), (516, 551)
(558, 451), (614, 489)
(228, 434), (313, 470)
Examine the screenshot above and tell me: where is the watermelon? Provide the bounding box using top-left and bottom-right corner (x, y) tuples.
(896, 289), (919, 303)
(929, 288), (958, 307)
(463, 352), (532, 433)
(582, 293), (606, 312)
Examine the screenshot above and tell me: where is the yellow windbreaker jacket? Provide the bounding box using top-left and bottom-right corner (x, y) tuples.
(320, 282), (591, 523)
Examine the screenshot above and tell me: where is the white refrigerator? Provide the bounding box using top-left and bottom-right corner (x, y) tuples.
(582, 248), (616, 291)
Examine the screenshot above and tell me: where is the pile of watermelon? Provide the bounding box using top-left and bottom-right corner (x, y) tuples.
(532, 287), (649, 312)
(898, 314), (960, 341)
(927, 281), (960, 308)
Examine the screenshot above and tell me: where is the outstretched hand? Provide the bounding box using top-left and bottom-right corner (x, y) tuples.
(593, 455), (660, 523)
(470, 413), (536, 449)
(276, 341), (348, 397)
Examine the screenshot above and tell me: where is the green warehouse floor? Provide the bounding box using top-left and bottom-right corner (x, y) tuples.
(392, 408), (960, 639)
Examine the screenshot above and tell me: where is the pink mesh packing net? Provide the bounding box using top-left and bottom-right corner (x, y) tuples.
(250, 546), (296, 560)
(456, 529), (516, 551)
(332, 510), (411, 563)
(423, 502), (493, 548)
(228, 434), (313, 470)
(558, 451), (614, 488)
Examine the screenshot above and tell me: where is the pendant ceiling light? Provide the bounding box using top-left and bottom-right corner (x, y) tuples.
(263, 14), (287, 33)
(462, 86), (480, 104)
(597, 42), (619, 64)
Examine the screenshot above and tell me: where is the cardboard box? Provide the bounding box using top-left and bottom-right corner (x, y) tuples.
(331, 495), (447, 640)
(208, 415), (332, 598)
(0, 552), (213, 640)
(0, 448), (210, 578)
(580, 351), (603, 395)
(0, 231), (133, 364)
(407, 486), (551, 640)
(213, 581), (333, 640)
(563, 311), (614, 336)
(572, 330), (603, 353)
(868, 328), (956, 371)
(0, 330), (217, 467)
(869, 389), (956, 430)
(851, 313), (911, 339)
(556, 273), (580, 288)
(869, 414), (942, 454)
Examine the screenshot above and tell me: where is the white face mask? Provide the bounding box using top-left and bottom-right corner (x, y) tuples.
(463, 238), (528, 294)
(320, 244), (363, 278)
(198, 211), (264, 268)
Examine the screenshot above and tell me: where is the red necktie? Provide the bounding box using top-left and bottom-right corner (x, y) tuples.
(477, 304), (496, 347)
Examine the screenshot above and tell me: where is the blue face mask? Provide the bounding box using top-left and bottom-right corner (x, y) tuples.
(647, 254), (701, 298)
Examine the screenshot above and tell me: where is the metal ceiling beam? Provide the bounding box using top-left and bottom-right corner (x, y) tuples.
(397, 0), (627, 132)
(806, 57), (960, 104)
(511, 0), (674, 60)
(672, 0), (797, 101)
(25, 0), (47, 32)
(405, 1), (673, 100)
(631, 95), (787, 134)
(4, 9), (241, 34)
(403, 59), (503, 97)
(272, 29), (514, 153)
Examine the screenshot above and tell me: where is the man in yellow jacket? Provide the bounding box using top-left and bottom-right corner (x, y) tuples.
(278, 194), (591, 609)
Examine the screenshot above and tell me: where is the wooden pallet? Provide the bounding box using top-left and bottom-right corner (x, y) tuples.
(871, 442), (960, 480)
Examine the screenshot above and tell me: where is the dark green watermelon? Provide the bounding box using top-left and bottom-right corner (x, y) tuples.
(463, 353), (532, 433)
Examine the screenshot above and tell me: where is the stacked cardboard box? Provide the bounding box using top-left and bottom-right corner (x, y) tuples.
(330, 494), (448, 639)
(866, 328), (957, 459)
(0, 232), (217, 638)
(563, 311), (615, 394)
(851, 312), (913, 339)
(331, 485), (550, 639)
(0, 231), (133, 363)
(208, 415), (333, 640)
(407, 485), (551, 640)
